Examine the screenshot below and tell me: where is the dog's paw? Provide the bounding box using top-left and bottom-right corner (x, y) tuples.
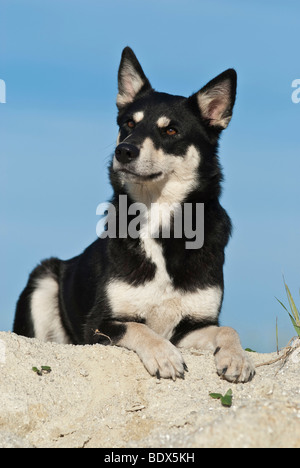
(214, 346), (255, 383)
(138, 338), (187, 381)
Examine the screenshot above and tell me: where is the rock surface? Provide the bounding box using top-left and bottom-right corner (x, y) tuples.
(0, 331), (300, 448)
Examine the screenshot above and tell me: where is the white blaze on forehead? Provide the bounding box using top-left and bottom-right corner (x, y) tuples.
(133, 111), (144, 123)
(157, 116), (171, 128)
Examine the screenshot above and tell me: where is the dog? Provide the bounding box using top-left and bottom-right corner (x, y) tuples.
(13, 47), (255, 383)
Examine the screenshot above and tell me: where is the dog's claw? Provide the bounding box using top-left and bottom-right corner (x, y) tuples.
(215, 347), (256, 383)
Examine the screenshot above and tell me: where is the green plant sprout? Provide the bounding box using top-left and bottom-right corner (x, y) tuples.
(209, 389), (233, 407)
(276, 278), (300, 338)
(32, 366), (52, 376)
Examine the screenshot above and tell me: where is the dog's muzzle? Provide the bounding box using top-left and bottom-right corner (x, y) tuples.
(115, 143), (140, 165)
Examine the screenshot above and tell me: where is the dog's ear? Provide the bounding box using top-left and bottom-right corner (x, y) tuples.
(190, 69), (237, 130)
(117, 47), (152, 110)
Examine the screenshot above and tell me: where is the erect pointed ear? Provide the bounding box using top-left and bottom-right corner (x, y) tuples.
(116, 47), (152, 110)
(191, 69), (237, 130)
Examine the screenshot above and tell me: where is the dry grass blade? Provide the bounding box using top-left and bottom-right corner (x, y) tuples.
(94, 329), (112, 344)
(256, 338), (300, 368)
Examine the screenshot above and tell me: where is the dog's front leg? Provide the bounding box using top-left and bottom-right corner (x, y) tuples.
(95, 321), (187, 380)
(117, 322), (187, 380)
(177, 326), (255, 383)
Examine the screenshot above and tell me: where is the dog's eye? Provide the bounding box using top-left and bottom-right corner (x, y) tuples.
(166, 128), (177, 136)
(127, 120), (135, 129)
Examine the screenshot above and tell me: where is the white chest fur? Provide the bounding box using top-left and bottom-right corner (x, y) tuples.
(106, 237), (222, 340)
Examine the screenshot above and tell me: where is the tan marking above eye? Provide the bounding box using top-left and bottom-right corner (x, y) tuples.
(133, 111), (144, 123)
(157, 116), (171, 128)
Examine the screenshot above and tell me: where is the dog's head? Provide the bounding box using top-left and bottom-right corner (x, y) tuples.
(111, 47), (237, 205)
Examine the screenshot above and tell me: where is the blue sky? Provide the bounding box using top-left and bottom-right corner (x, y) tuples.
(1, 0), (299, 352)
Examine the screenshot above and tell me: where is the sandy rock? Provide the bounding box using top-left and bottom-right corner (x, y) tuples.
(0, 332), (299, 448)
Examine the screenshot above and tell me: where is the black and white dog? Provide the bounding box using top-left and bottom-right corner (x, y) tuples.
(14, 47), (255, 383)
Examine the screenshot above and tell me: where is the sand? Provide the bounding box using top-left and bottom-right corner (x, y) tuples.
(0, 331), (299, 448)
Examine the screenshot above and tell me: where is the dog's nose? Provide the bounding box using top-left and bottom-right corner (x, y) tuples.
(115, 143), (140, 165)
